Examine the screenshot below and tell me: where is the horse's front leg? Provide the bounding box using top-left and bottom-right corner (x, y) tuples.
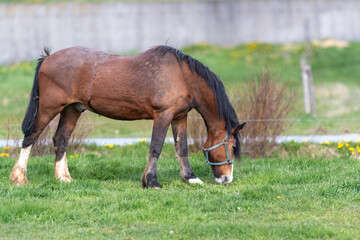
(141, 112), (173, 188)
(171, 116), (203, 184)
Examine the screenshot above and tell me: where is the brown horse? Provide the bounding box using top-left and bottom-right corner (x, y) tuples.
(10, 46), (245, 188)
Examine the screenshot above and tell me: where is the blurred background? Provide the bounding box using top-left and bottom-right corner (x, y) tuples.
(1, 0), (360, 144)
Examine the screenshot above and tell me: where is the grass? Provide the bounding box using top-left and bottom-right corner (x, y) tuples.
(1, 142), (360, 239)
(1, 42), (360, 138)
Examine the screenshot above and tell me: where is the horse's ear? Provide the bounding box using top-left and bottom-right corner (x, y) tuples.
(233, 122), (246, 134)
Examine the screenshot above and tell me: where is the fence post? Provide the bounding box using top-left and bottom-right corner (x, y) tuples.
(301, 56), (317, 117)
(301, 56), (311, 114)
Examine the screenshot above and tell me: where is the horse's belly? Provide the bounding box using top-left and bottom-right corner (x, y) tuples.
(86, 99), (154, 120)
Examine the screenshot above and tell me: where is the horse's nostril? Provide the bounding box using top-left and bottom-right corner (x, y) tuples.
(224, 176), (228, 182)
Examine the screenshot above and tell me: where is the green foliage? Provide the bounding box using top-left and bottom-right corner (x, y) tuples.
(281, 141), (303, 153)
(1, 143), (360, 239)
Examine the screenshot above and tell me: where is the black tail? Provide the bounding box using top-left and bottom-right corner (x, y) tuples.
(21, 48), (51, 136)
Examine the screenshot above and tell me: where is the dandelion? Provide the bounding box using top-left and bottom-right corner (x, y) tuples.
(349, 147), (355, 152)
(346, 143), (350, 147)
(356, 146), (360, 151)
(302, 139), (307, 143)
(108, 144), (114, 148)
(5, 146), (10, 150)
(5, 153), (9, 157)
(75, 154), (79, 158)
(352, 151), (356, 155)
(127, 143), (131, 146)
(357, 140), (360, 144)
(161, 232), (164, 235)
(70, 155), (73, 158)
(91, 231), (94, 234)
(104, 144), (107, 147)
(338, 142), (344, 149)
(277, 196), (282, 199)
(320, 142), (323, 145)
(324, 141), (329, 145)
(139, 138), (146, 143)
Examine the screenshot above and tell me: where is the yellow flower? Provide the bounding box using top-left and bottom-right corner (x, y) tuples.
(139, 138), (146, 143)
(349, 147), (355, 152)
(319, 142), (323, 145)
(338, 142), (344, 149)
(5, 146), (10, 150)
(75, 154), (79, 158)
(352, 151), (356, 155)
(70, 155), (73, 158)
(357, 140), (360, 144)
(346, 143), (350, 147)
(324, 141), (329, 145)
(5, 153), (9, 157)
(0, 153), (3, 157)
(356, 146), (360, 151)
(108, 144), (114, 148)
(91, 231), (94, 234)
(277, 196), (282, 199)
(104, 144), (107, 147)
(161, 232), (164, 235)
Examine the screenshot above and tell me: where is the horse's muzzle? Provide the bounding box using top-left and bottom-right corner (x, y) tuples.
(215, 175), (233, 184)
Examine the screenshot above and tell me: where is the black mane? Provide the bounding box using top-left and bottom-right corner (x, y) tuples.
(154, 45), (241, 158)
(155, 45), (239, 132)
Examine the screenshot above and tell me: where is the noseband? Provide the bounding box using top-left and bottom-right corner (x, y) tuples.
(203, 132), (233, 166)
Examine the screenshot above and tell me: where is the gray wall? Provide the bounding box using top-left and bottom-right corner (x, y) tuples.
(1, 0), (359, 64)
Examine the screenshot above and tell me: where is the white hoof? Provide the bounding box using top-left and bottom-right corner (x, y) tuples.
(188, 178), (203, 184)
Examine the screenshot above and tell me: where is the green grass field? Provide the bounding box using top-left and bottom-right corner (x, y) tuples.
(1, 42), (360, 139)
(1, 142), (360, 239)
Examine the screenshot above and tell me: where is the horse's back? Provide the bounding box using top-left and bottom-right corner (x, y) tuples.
(38, 46), (194, 120)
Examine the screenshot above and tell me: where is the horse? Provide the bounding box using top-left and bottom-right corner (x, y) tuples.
(9, 45), (246, 188)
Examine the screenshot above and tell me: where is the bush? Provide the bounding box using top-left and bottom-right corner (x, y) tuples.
(233, 69), (297, 158)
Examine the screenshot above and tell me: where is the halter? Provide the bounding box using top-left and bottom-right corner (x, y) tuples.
(203, 132), (233, 166)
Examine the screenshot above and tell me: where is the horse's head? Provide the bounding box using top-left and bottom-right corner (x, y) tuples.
(203, 122), (246, 184)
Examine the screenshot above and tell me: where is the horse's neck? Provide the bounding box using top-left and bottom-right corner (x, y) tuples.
(193, 91), (226, 143)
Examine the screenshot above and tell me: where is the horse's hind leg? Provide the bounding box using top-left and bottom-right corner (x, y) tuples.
(171, 116), (203, 184)
(10, 107), (62, 185)
(53, 105), (81, 182)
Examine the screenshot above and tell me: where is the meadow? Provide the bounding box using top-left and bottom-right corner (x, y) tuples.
(1, 141), (360, 239)
(1, 41), (360, 139)
(1, 41), (360, 239)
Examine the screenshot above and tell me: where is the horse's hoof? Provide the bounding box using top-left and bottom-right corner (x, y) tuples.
(187, 178), (203, 185)
(142, 181), (162, 189)
(56, 175), (73, 183)
(141, 173), (162, 189)
(10, 166), (29, 185)
(10, 177), (29, 185)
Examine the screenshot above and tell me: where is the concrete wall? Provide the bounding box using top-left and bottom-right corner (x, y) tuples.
(1, 0), (359, 64)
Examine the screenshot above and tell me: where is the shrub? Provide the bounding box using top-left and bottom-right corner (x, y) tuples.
(233, 69), (297, 158)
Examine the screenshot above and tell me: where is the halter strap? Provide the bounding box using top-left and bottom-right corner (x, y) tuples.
(203, 132), (233, 166)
